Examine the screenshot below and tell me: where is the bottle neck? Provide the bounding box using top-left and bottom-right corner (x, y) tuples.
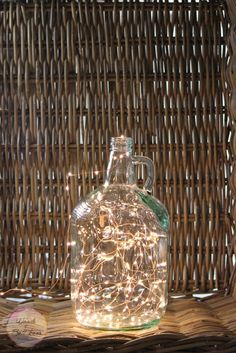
(104, 137), (136, 186)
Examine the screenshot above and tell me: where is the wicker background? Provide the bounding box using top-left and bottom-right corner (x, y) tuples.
(0, 1), (234, 293)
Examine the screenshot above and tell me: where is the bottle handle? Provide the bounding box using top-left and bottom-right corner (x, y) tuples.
(132, 156), (154, 192)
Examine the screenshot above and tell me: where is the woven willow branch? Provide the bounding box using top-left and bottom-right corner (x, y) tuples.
(226, 0), (236, 297)
(0, 1), (232, 293)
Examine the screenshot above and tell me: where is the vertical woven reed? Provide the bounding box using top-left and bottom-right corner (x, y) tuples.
(226, 0), (236, 296)
(0, 1), (233, 293)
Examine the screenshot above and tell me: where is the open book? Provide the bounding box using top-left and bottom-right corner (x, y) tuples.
(0, 295), (162, 343)
(1, 289), (233, 346)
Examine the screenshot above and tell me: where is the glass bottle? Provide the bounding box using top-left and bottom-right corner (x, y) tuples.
(71, 136), (169, 330)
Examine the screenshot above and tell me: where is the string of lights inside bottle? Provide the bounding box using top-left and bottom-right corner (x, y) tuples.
(70, 137), (169, 330)
(1, 137), (169, 332)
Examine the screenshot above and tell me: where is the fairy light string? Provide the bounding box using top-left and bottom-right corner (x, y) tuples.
(1, 167), (168, 331)
(70, 173), (168, 329)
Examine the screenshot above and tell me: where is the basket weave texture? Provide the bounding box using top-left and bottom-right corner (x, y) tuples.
(0, 0), (236, 352)
(0, 0), (234, 293)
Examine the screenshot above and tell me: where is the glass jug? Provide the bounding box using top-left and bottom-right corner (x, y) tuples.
(71, 136), (169, 330)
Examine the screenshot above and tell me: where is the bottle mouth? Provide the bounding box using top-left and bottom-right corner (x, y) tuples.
(110, 136), (133, 152)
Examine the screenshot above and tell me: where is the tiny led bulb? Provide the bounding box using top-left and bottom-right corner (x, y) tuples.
(99, 214), (105, 228)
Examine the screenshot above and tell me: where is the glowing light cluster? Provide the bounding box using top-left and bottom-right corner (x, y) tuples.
(71, 185), (168, 330)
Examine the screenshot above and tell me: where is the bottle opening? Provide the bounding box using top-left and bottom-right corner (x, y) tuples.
(110, 136), (133, 152)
